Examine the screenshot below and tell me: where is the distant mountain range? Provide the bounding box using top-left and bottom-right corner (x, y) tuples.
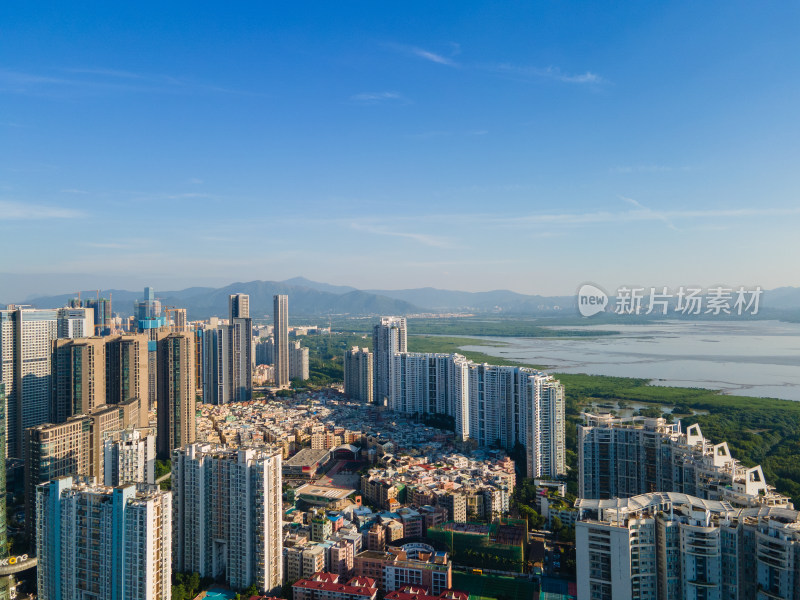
(7, 277), (800, 321)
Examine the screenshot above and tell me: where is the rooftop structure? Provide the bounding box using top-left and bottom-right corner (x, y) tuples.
(578, 413), (792, 508)
(296, 483), (358, 508)
(285, 448), (332, 479)
(354, 545), (451, 596)
(575, 491), (800, 600)
(293, 572), (378, 600)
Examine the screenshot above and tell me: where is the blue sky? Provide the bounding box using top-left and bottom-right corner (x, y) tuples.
(2, 2), (799, 299)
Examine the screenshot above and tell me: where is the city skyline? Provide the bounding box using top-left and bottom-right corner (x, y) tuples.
(3, 4), (800, 589)
(2, 3), (799, 297)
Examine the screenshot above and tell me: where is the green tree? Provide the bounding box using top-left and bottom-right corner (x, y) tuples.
(558, 526), (575, 542)
(156, 459), (171, 479)
(171, 584), (187, 600)
(551, 515), (563, 533)
(187, 572), (200, 595)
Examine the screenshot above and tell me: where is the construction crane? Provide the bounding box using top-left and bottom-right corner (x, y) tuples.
(163, 305), (187, 331)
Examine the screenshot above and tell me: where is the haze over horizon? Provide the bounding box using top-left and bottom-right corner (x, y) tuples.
(3, 3), (799, 299)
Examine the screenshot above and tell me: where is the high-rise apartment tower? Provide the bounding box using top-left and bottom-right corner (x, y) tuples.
(273, 295), (289, 387)
(372, 317), (407, 405)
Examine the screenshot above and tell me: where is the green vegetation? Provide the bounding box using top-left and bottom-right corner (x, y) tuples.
(308, 320), (800, 506)
(512, 478), (548, 530)
(283, 482), (296, 504)
(171, 572), (211, 600)
(298, 332), (372, 386)
(155, 459), (171, 479)
(556, 372), (800, 506)
(171, 572), (257, 600)
(419, 411), (456, 431)
(234, 584), (259, 600)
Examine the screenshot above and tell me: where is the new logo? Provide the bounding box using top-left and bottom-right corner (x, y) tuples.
(577, 284), (608, 317)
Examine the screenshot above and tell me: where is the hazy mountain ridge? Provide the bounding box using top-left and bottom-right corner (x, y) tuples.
(365, 286), (575, 311)
(14, 280), (420, 321)
(8, 278), (799, 320)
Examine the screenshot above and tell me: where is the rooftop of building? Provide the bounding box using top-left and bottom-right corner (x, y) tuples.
(286, 448), (331, 467)
(575, 491), (800, 525)
(385, 588), (469, 600)
(296, 483), (356, 501)
(293, 573), (377, 596)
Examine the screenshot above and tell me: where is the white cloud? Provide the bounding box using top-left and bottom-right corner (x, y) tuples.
(350, 222), (454, 248)
(0, 67), (255, 97)
(404, 130), (452, 139)
(620, 196), (678, 230)
(411, 47), (457, 66)
(347, 205), (800, 231)
(501, 206), (800, 227)
(489, 63), (607, 85)
(0, 200), (84, 220)
(63, 67), (146, 80)
(350, 91), (409, 105)
(387, 44), (459, 67)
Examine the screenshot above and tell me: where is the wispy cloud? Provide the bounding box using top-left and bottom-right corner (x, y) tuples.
(79, 236), (155, 250)
(411, 47), (457, 66)
(350, 91), (409, 105)
(620, 196), (678, 230)
(387, 43), (459, 67)
(386, 43), (605, 87)
(63, 67), (148, 80)
(0, 200), (84, 220)
(353, 205), (800, 231)
(488, 63), (607, 85)
(404, 130), (452, 140)
(0, 67), (256, 97)
(501, 206), (800, 227)
(350, 222), (454, 248)
(400, 258), (521, 268)
(129, 191), (215, 202)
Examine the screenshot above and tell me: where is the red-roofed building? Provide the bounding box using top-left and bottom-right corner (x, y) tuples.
(385, 585), (469, 600)
(293, 572), (379, 600)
